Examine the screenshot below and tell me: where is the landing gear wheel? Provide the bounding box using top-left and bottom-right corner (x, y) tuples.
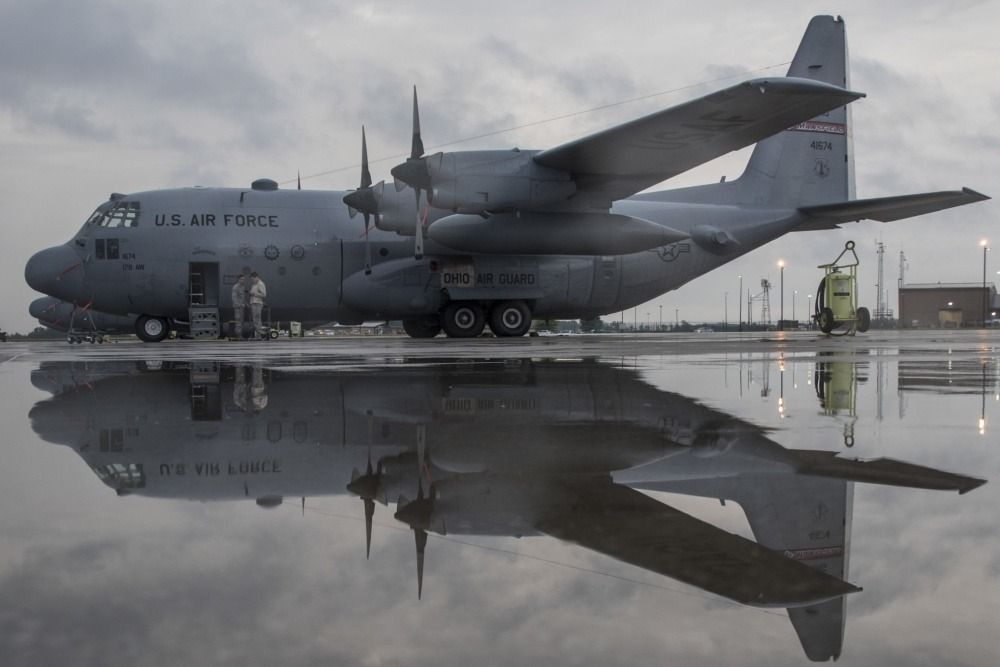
(441, 302), (485, 338)
(489, 300), (532, 337)
(403, 316), (442, 338)
(855, 306), (871, 333)
(136, 315), (169, 343)
(817, 307), (836, 334)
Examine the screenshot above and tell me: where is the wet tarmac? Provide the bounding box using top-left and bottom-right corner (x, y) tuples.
(2, 330), (998, 666)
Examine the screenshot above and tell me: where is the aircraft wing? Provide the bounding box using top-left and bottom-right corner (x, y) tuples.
(536, 477), (859, 608)
(795, 188), (990, 230)
(533, 77), (864, 207)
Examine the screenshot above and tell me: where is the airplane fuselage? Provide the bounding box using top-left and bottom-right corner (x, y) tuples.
(26, 183), (799, 331)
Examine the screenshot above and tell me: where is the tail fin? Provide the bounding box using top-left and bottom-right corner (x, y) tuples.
(635, 15), (855, 208)
(738, 15), (854, 208)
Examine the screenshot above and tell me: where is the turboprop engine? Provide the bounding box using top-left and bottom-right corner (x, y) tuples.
(423, 150), (577, 214)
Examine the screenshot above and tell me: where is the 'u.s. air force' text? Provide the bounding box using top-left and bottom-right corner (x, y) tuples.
(154, 213), (280, 227)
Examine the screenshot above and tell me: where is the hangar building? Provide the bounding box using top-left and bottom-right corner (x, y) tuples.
(898, 283), (999, 328)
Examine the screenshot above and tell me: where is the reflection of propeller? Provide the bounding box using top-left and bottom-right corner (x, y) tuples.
(394, 481), (436, 600)
(389, 87), (434, 260)
(342, 127), (385, 274)
(347, 454), (387, 560)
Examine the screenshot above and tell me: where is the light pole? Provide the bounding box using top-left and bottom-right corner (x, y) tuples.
(724, 291), (728, 331)
(793, 289), (797, 323)
(675, 308), (679, 329)
(807, 294), (813, 329)
(738, 274), (743, 332)
(982, 240), (990, 327)
(778, 260), (785, 331)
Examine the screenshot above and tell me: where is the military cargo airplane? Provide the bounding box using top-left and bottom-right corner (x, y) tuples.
(30, 358), (983, 661)
(24, 16), (988, 340)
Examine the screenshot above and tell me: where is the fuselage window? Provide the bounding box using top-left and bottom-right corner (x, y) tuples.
(94, 238), (120, 260)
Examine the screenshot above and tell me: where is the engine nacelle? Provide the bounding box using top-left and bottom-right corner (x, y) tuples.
(426, 150), (576, 214)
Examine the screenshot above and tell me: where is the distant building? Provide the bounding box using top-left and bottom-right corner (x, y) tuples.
(898, 283), (998, 328)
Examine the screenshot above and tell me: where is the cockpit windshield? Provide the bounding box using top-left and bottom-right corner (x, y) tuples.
(86, 200), (141, 228)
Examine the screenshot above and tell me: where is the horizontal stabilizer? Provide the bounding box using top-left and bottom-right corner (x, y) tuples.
(794, 451), (987, 494)
(797, 188), (990, 230)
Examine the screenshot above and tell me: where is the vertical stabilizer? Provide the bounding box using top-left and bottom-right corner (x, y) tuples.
(738, 15), (855, 207)
(737, 476), (854, 661)
(634, 15), (857, 208)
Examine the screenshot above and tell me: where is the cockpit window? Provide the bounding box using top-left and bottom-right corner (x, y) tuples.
(87, 201), (141, 228)
(90, 463), (146, 490)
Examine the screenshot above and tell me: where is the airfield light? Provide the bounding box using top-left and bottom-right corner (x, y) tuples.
(738, 275), (743, 332)
(778, 260), (786, 331)
(982, 240), (990, 327)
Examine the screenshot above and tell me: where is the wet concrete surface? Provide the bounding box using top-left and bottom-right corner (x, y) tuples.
(1, 329), (998, 666)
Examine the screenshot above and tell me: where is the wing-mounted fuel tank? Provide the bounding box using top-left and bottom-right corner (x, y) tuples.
(427, 211), (688, 255)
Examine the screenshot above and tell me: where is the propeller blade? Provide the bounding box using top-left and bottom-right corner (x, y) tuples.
(297, 171), (301, 191)
(410, 86), (424, 160)
(342, 129), (384, 276)
(364, 497), (375, 560)
(364, 212), (373, 275)
(360, 126), (372, 189)
(414, 528), (427, 600)
(414, 190), (424, 260)
(390, 89), (432, 192)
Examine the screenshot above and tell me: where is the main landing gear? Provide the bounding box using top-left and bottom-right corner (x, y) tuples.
(403, 300), (533, 339)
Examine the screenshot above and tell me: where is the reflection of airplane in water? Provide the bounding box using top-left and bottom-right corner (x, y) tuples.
(29, 296), (136, 343)
(30, 359), (984, 661)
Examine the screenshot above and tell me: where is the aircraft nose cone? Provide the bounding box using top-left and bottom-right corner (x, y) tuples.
(25, 244), (85, 302)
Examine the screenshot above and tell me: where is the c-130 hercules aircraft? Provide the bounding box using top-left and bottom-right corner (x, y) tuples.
(24, 16), (988, 341)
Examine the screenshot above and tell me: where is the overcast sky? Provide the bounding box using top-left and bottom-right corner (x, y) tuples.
(2, 0), (998, 333)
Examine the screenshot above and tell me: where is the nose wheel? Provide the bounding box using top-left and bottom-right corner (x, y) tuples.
(136, 315), (169, 343)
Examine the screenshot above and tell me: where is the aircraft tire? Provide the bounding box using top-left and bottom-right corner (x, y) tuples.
(441, 302), (485, 338)
(488, 300), (532, 337)
(818, 307), (836, 334)
(856, 307), (871, 333)
(136, 315), (169, 343)
(402, 317), (442, 338)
